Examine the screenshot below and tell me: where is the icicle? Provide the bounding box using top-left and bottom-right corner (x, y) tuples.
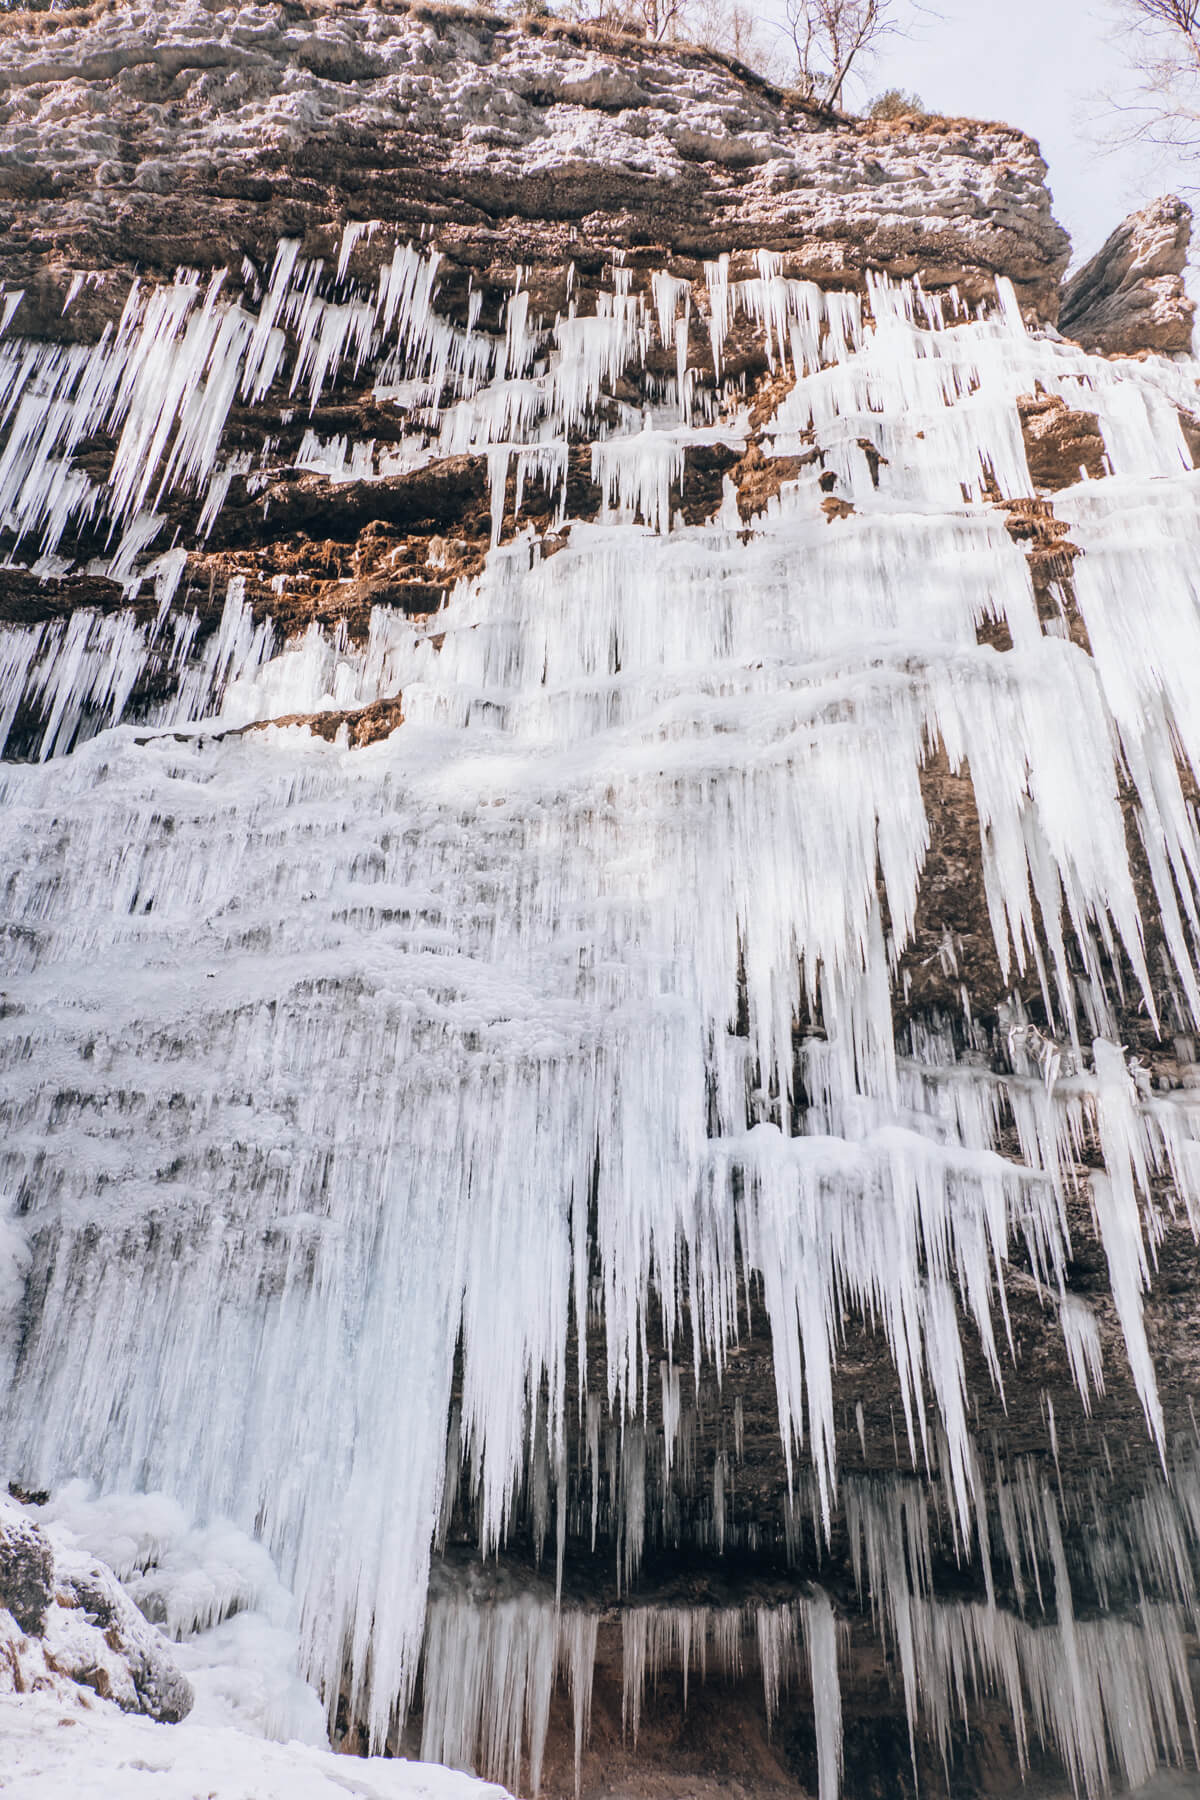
(419, 1590), (561, 1792)
(704, 255), (731, 381)
(1060, 1297), (1105, 1413)
(755, 1601), (800, 1731)
(559, 1612), (599, 1797)
(1090, 1039), (1165, 1454)
(804, 1591), (842, 1800)
(591, 429), (684, 535)
(336, 220), (380, 284)
(4, 245), (1200, 1800)
(488, 447), (511, 546)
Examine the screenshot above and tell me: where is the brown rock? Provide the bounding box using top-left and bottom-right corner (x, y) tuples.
(729, 441), (811, 521)
(998, 495), (1090, 650)
(1016, 392), (1106, 489)
(1178, 407), (1200, 465)
(244, 694), (406, 748)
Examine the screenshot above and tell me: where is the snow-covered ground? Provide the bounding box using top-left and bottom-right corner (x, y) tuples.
(0, 1486), (510, 1800)
(0, 1694), (510, 1800)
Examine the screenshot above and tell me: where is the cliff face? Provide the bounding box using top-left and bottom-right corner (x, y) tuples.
(4, 9), (1200, 1800)
(0, 0), (1079, 762)
(0, 0), (1070, 334)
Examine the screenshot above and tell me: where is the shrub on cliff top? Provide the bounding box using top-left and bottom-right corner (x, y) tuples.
(868, 86), (926, 120)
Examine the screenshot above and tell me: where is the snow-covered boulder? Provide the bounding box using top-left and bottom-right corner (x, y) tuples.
(0, 1494), (192, 1723)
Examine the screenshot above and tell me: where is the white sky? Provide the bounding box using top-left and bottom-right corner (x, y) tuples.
(757, 0), (1198, 269)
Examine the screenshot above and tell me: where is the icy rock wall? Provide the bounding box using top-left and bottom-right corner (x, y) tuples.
(3, 220), (1200, 1797)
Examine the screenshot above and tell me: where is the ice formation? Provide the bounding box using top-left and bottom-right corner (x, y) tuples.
(3, 232), (1200, 1796)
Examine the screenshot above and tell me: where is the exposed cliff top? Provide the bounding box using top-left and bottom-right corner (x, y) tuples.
(0, 0), (1071, 329)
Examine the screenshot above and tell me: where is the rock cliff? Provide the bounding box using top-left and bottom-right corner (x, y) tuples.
(0, 0), (1070, 335)
(3, 8), (1200, 1800)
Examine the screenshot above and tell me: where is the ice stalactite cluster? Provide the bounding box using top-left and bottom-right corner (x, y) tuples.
(421, 1444), (1200, 1791)
(3, 234), (1200, 1794)
(412, 1585), (845, 1800)
(0, 572), (276, 761)
(419, 1588), (599, 1795)
(408, 1447), (1200, 1796)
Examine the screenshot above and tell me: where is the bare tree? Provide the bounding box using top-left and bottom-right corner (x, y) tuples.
(630, 0), (686, 41)
(558, 0), (905, 82)
(1124, 0), (1200, 47)
(686, 0), (782, 72)
(562, 0), (685, 42)
(1104, 0), (1200, 156)
(783, 0), (905, 108)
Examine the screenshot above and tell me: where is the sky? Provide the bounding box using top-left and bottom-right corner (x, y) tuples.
(759, 0), (1198, 270)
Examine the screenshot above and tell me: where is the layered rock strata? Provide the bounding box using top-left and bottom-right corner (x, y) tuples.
(0, 0), (1070, 337)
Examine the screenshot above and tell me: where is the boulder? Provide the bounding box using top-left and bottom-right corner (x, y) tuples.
(0, 1496), (192, 1722)
(0, 1502), (54, 1636)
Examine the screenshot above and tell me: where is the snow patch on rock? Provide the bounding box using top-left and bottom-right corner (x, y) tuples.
(0, 1493), (192, 1722)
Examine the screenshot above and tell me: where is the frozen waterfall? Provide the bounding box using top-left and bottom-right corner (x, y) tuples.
(3, 236), (1200, 1795)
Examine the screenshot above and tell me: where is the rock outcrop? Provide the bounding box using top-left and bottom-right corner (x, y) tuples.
(0, 0), (1070, 337)
(0, 1495), (193, 1721)
(1059, 195), (1195, 357)
(1016, 391), (1107, 489)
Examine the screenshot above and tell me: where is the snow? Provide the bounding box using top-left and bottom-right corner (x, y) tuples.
(0, 1693), (510, 1800)
(0, 1486), (512, 1799)
(1, 1485), (320, 1743)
